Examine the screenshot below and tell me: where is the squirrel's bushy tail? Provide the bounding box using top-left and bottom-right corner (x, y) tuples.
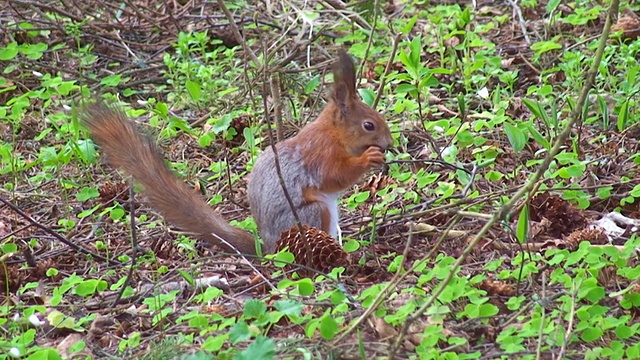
(81, 103), (257, 255)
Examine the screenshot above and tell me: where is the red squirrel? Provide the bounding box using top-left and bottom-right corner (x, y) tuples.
(81, 50), (392, 255)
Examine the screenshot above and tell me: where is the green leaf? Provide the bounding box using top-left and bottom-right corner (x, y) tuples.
(0, 42), (19, 60)
(418, 74), (439, 89)
(546, 0), (560, 14)
(212, 114), (232, 134)
(563, 164), (586, 178)
(236, 336), (276, 360)
(353, 191), (370, 204)
(76, 187), (99, 201)
(297, 278), (315, 296)
(615, 324), (633, 340)
(243, 299), (267, 319)
(76, 139), (97, 163)
(74, 279), (98, 296)
(319, 314), (338, 340)
(109, 207), (125, 221)
(177, 270), (194, 286)
(581, 327), (603, 342)
(537, 85), (554, 98)
(272, 250), (294, 268)
(504, 123), (526, 152)
(273, 300), (303, 319)
(22, 42), (48, 60)
(304, 75), (320, 94)
(304, 318), (320, 338)
(25, 348), (63, 360)
(188, 314), (209, 328)
(198, 132), (215, 147)
(478, 303), (499, 317)
(585, 285), (605, 303)
(530, 40), (562, 54)
(522, 98), (545, 120)
(516, 204), (529, 244)
(198, 286), (223, 303)
(400, 15), (418, 35)
(57, 80), (77, 96)
(228, 321), (252, 344)
(408, 36), (421, 66)
(96, 280), (108, 291)
(395, 83), (418, 94)
(618, 99), (629, 131)
(180, 351), (215, 360)
(155, 101), (169, 117)
(244, 126), (255, 149)
(100, 74), (123, 87)
(68, 339), (86, 354)
(457, 93), (466, 116)
(358, 88), (375, 106)
(343, 239), (360, 252)
(417, 172), (439, 188)
(526, 122), (550, 149)
(399, 36), (423, 79)
(185, 80), (201, 102)
(47, 310), (81, 331)
(201, 335), (225, 352)
(2, 242), (18, 254)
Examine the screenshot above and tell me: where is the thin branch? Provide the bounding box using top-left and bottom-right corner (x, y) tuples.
(0, 197), (119, 265)
(111, 182), (138, 307)
(259, 44), (312, 257)
(373, 32), (402, 109)
(321, 0), (372, 30)
(269, 74), (284, 142)
(507, 0), (531, 44)
(216, 0), (260, 66)
(358, 0), (380, 79)
(332, 222), (416, 343)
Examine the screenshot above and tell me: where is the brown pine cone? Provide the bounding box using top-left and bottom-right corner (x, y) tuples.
(275, 225), (350, 276)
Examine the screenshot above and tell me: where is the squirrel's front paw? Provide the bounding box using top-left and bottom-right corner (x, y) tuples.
(361, 146), (385, 169)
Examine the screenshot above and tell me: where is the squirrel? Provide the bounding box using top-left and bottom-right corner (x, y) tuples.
(81, 50), (392, 255)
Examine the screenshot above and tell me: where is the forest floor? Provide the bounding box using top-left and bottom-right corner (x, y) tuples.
(2, 0), (640, 359)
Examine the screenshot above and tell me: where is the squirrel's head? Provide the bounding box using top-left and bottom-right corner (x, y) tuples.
(329, 50), (393, 157)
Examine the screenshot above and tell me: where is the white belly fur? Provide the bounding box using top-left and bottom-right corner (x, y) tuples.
(319, 192), (340, 237)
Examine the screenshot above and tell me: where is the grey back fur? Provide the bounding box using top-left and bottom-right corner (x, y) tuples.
(248, 141), (324, 253)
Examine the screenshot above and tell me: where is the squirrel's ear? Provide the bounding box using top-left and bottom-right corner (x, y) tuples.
(331, 50), (357, 112)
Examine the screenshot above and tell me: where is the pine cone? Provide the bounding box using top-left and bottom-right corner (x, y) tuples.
(275, 225), (350, 275)
(98, 182), (129, 206)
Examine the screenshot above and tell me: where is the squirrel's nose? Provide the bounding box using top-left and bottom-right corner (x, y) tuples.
(380, 134), (393, 151)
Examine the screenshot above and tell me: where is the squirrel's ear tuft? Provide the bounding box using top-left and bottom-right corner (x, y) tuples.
(331, 49), (357, 112)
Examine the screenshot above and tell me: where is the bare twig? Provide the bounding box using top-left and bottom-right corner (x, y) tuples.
(373, 31), (402, 109)
(535, 271), (546, 360)
(460, 162), (478, 198)
(0, 197), (119, 265)
(216, 0), (310, 258)
(321, 0), (372, 30)
(506, 0), (531, 44)
(556, 279), (577, 360)
(216, 0), (260, 66)
(213, 233), (276, 291)
(259, 44), (313, 258)
(269, 74), (284, 141)
(111, 182), (138, 307)
(358, 0), (379, 78)
(332, 222), (416, 343)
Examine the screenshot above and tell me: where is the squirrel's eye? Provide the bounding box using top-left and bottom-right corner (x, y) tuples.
(363, 121), (375, 131)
